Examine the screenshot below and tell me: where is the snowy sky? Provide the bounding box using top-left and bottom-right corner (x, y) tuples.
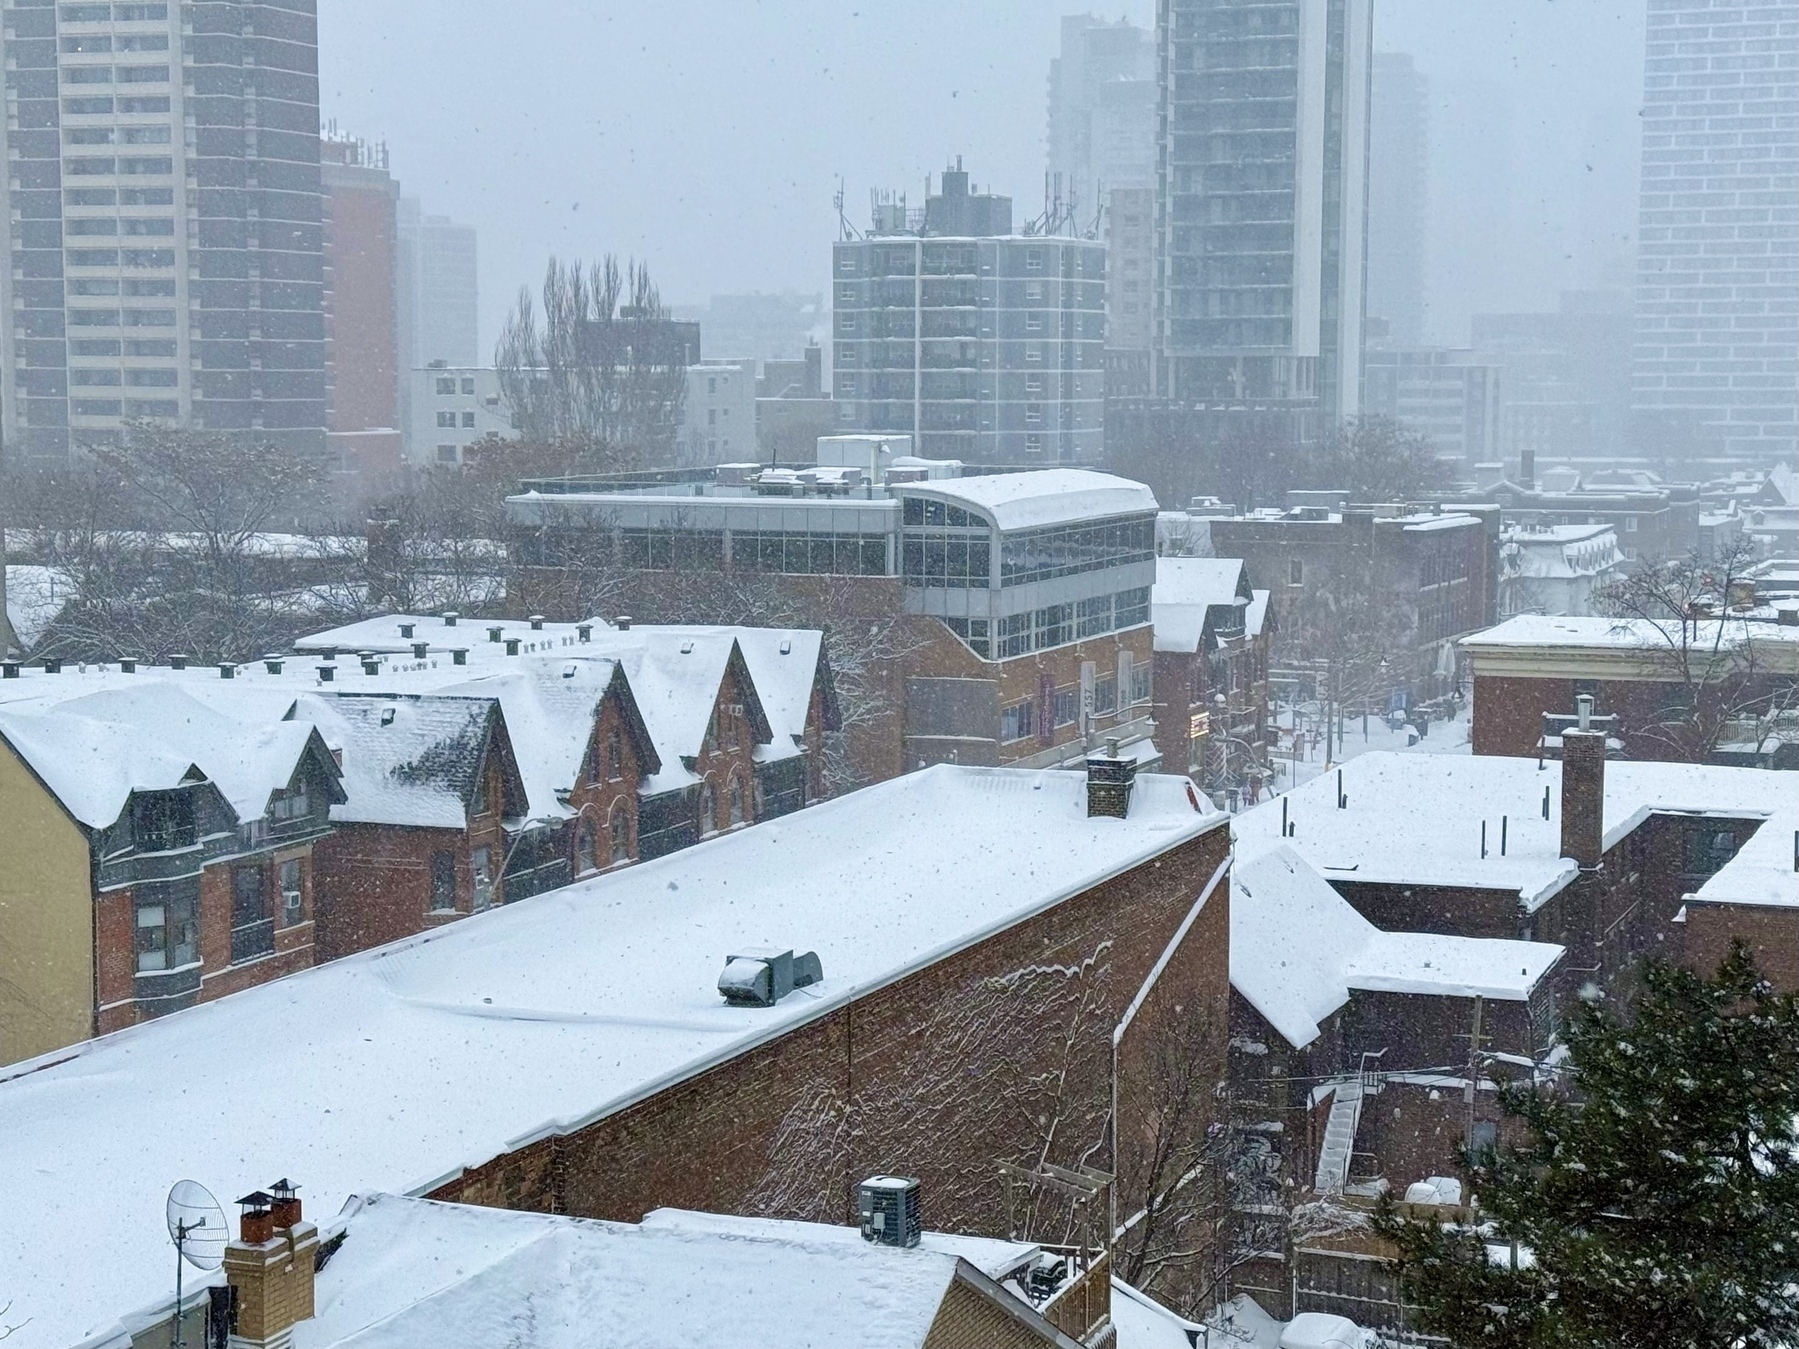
(316, 0), (1646, 355)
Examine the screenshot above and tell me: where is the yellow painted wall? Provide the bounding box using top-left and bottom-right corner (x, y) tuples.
(0, 739), (94, 1066)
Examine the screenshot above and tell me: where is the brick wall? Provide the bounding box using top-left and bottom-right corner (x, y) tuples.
(430, 821), (1234, 1288)
(1683, 903), (1799, 992)
(311, 822), (494, 961)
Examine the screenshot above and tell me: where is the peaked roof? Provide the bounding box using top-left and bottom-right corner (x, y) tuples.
(0, 683), (342, 830)
(1153, 557), (1251, 654)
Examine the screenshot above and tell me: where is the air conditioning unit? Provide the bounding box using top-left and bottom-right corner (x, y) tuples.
(859, 1176), (920, 1248)
(717, 948), (822, 1007)
(282, 889), (303, 919)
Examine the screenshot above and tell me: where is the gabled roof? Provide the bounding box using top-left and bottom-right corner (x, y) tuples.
(606, 634), (773, 791)
(1231, 845), (1564, 1049)
(1153, 557), (1251, 654)
(0, 683), (342, 831)
(289, 693), (524, 831)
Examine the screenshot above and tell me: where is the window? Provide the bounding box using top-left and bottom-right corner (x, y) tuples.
(436, 444), (458, 464)
(1026, 343), (1042, 363)
(132, 789), (195, 852)
(134, 885), (198, 974)
(62, 34), (111, 51)
(65, 127), (114, 145)
(1026, 281), (1043, 300)
(1076, 594), (1113, 638)
(64, 96), (115, 114)
(1624, 518), (1638, 532)
(1468, 1120), (1498, 1156)
(1025, 313), (1043, 332)
(698, 781), (718, 836)
(1287, 558), (1304, 586)
(437, 410), (457, 427)
(460, 377), (475, 394)
(1053, 687), (1080, 727)
(607, 724), (624, 780)
(122, 217), (173, 234)
(120, 124), (170, 142)
(117, 96), (169, 113)
(470, 762), (490, 817)
(1025, 249), (1043, 271)
(1683, 827), (1739, 878)
(429, 851), (457, 911)
(997, 612), (1034, 659)
(63, 68), (114, 85)
(471, 845), (495, 908)
(1093, 675), (1117, 715)
(461, 411), (476, 428)
(230, 866), (273, 962)
(1000, 699), (1035, 742)
(279, 858), (303, 926)
(270, 783), (309, 821)
(728, 775), (746, 827)
(576, 820), (599, 876)
(610, 808), (631, 864)
(61, 3), (113, 19)
(436, 377), (456, 395)
(1129, 661), (1153, 707)
(1115, 587), (1150, 628)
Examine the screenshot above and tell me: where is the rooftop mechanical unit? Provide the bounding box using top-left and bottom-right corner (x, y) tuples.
(717, 948), (823, 1007)
(858, 1175), (921, 1248)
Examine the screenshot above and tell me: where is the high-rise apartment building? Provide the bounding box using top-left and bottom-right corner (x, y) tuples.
(1105, 185), (1155, 397)
(397, 196), (477, 370)
(1047, 14), (1157, 210)
(1366, 51), (1427, 347)
(321, 134), (397, 437)
(1153, 0), (1373, 425)
(1633, 0), (1798, 467)
(0, 0), (326, 463)
(832, 164), (1106, 465)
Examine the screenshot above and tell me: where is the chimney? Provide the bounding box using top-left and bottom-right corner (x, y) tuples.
(264, 656), (284, 675)
(577, 623), (593, 642)
(1519, 447), (1535, 490)
(1, 662), (17, 679)
(1086, 738), (1136, 819)
(451, 648), (468, 665)
(487, 625), (504, 643)
(529, 614), (545, 631)
(411, 641), (429, 659)
(1560, 695), (1606, 870)
(505, 637), (521, 656)
(397, 621), (415, 639)
(442, 610), (459, 627)
(219, 663), (235, 679)
(120, 658), (136, 674)
(317, 665), (336, 683)
(615, 615), (634, 631)
(224, 1185), (317, 1349)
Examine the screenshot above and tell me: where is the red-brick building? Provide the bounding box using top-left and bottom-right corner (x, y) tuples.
(0, 763), (1233, 1347)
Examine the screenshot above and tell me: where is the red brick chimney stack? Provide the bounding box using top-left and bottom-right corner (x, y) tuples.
(1560, 695), (1606, 870)
(225, 1180), (319, 1348)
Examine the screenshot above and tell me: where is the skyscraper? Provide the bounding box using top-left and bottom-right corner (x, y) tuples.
(0, 0), (326, 463)
(1366, 52), (1427, 348)
(1153, 0), (1373, 426)
(1633, 0), (1799, 468)
(397, 197), (478, 371)
(1047, 14), (1156, 211)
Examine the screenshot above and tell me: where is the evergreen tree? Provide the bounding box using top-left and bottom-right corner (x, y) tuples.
(1379, 945), (1799, 1349)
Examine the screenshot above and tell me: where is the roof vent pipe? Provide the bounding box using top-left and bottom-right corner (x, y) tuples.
(1, 662), (17, 679)
(529, 614), (545, 630)
(505, 638), (521, 655)
(615, 615), (633, 631)
(219, 663), (235, 679)
(488, 625), (504, 643)
(264, 657), (284, 675)
(318, 665), (336, 682)
(168, 654), (187, 670)
(412, 641), (429, 659)
(120, 658), (136, 674)
(398, 622), (415, 638)
(577, 623), (593, 642)
(442, 611), (459, 627)
(451, 648), (468, 665)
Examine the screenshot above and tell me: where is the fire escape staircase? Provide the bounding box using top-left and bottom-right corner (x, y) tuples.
(1314, 1053), (1385, 1195)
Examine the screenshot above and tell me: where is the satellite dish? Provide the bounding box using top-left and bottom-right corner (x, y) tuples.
(166, 1180), (228, 1272)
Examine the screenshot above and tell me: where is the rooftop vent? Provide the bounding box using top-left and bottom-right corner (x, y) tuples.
(317, 646), (338, 661)
(718, 948), (822, 1007)
(679, 640), (694, 654)
(1086, 739), (1136, 818)
(451, 648), (468, 665)
(505, 637), (521, 656)
(488, 625), (504, 643)
(168, 654), (187, 671)
(263, 654), (284, 675)
(858, 1176), (921, 1248)
(779, 638), (792, 655)
(578, 623), (594, 641)
(398, 622), (415, 639)
(442, 611), (459, 627)
(380, 706), (396, 726)
(412, 641), (429, 659)
(563, 662), (578, 679)
(120, 658), (136, 674)
(529, 614), (545, 631)
(219, 663), (236, 679)
(1, 662), (17, 679)
(615, 615), (633, 631)
(361, 657), (381, 675)
(318, 665), (336, 683)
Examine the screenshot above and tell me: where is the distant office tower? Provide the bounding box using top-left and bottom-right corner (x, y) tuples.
(670, 291), (823, 363)
(1046, 13), (1156, 212)
(0, 0), (326, 463)
(398, 197), (478, 370)
(321, 135), (399, 436)
(1154, 0), (1373, 426)
(1105, 185), (1155, 397)
(1361, 342), (1501, 470)
(1633, 0), (1799, 467)
(1366, 52), (1427, 348)
(1475, 291), (1633, 472)
(833, 163), (1106, 464)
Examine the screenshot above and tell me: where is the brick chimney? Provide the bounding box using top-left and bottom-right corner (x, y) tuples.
(1086, 738), (1136, 819)
(224, 1184), (318, 1348)
(1560, 695), (1606, 870)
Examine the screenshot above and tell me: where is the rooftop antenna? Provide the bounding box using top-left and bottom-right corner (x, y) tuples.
(835, 177), (860, 240)
(166, 1180), (228, 1349)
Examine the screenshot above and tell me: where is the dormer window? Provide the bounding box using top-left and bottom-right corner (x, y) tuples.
(132, 789), (195, 853)
(269, 784), (309, 822)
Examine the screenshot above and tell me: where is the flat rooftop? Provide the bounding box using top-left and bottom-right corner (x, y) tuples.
(1232, 752), (1799, 914)
(0, 764), (1220, 1349)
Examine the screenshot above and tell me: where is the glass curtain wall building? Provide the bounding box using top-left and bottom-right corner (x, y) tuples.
(1153, 0), (1372, 423)
(0, 0), (325, 462)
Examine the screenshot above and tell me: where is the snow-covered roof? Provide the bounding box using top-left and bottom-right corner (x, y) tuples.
(1231, 846), (1563, 1048)
(1246, 589), (1271, 640)
(1152, 558), (1248, 654)
(0, 682), (334, 830)
(1396, 512), (1480, 533)
(0, 764), (1221, 1349)
(901, 470), (1159, 531)
(1232, 753), (1799, 916)
(1111, 1279), (1205, 1349)
(1460, 614), (1799, 677)
(284, 1195), (1044, 1349)
(4, 563), (69, 651)
(290, 692), (506, 830)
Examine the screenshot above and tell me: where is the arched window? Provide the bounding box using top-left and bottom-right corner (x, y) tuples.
(698, 780), (717, 836)
(728, 774), (746, 827)
(575, 819), (598, 875)
(609, 807), (631, 864)
(607, 724), (623, 781)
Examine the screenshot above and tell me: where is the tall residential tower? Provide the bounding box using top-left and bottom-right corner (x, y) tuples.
(1153, 0), (1373, 425)
(0, 0), (326, 462)
(1632, 0), (1798, 468)
(1366, 52), (1427, 348)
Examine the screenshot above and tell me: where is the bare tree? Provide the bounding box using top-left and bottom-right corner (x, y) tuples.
(495, 256), (687, 464)
(1277, 551), (1415, 721)
(1593, 536), (1799, 763)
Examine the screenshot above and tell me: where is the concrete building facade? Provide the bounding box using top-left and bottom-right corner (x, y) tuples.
(0, 0), (327, 462)
(833, 167), (1107, 465)
(677, 359), (757, 466)
(1154, 0), (1373, 424)
(405, 363), (511, 466)
(1105, 185), (1156, 397)
(1362, 345), (1502, 468)
(1632, 0), (1799, 467)
(1047, 13), (1157, 211)
(1364, 52), (1427, 348)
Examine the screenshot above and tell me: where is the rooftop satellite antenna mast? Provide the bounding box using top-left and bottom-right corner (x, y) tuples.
(165, 1180), (228, 1349)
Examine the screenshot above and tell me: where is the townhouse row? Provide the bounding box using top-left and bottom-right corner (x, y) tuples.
(0, 612), (835, 1066)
